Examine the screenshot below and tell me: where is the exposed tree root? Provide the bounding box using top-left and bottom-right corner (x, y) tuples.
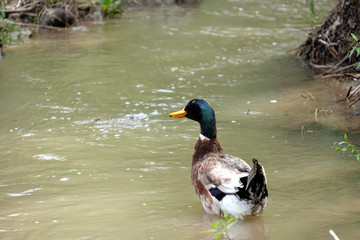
(298, 0), (360, 115)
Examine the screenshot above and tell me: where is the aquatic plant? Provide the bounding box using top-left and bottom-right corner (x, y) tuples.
(0, 2), (21, 45)
(349, 33), (360, 70)
(201, 211), (237, 240)
(333, 134), (360, 162)
(307, 0), (319, 25)
(98, 0), (124, 18)
(301, 89), (330, 124)
(0, 22), (19, 45)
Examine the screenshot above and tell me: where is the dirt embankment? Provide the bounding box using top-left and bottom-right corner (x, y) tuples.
(298, 0), (360, 116)
(2, 0), (200, 28)
(3, 0), (107, 28)
(0, 0), (200, 49)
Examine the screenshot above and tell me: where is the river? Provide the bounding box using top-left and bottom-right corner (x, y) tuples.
(1, 0), (359, 239)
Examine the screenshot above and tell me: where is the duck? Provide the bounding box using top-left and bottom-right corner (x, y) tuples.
(169, 99), (268, 219)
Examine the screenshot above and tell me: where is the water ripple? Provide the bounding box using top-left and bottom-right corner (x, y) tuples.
(33, 154), (66, 161)
(7, 187), (42, 197)
(199, 26), (237, 38)
(35, 104), (78, 114)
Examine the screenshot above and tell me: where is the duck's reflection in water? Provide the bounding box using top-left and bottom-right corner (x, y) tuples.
(198, 214), (268, 240)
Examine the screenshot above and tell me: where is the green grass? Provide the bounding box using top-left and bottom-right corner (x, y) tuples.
(0, 1), (21, 45)
(333, 134), (360, 162)
(98, 0), (124, 18)
(201, 211), (238, 240)
(307, 0), (320, 25)
(349, 33), (360, 70)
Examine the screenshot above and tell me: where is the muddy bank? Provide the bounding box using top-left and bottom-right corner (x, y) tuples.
(2, 0), (200, 27)
(298, 0), (360, 116)
(3, 0), (114, 28)
(0, 0), (201, 48)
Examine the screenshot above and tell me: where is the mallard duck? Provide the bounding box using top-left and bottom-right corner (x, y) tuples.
(169, 99), (268, 219)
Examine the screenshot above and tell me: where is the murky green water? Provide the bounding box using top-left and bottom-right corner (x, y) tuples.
(1, 0), (360, 239)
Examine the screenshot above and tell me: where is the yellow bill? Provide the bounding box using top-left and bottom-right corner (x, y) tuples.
(169, 108), (187, 118)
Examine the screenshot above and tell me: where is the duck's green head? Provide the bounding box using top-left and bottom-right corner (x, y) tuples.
(169, 99), (217, 139)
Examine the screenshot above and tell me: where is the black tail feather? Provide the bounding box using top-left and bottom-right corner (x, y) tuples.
(238, 158), (268, 203)
(208, 158), (268, 204)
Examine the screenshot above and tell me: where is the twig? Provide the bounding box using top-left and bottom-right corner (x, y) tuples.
(341, 86), (353, 102)
(15, 0), (42, 9)
(318, 39), (338, 47)
(15, 0), (21, 8)
(329, 229), (340, 240)
(321, 73), (347, 79)
(286, 45), (301, 52)
(348, 97), (360, 107)
(348, 84), (360, 100)
(1, 21), (62, 30)
(305, 90), (316, 101)
(335, 85), (360, 104)
(301, 125), (314, 139)
(318, 39), (338, 60)
(4, 7), (34, 14)
(347, 133), (360, 148)
(346, 86), (352, 99)
(308, 61), (332, 69)
(322, 53), (349, 75)
(335, 62), (358, 73)
(4, 0), (42, 14)
(301, 125), (305, 140)
(301, 94), (309, 101)
(320, 73), (360, 79)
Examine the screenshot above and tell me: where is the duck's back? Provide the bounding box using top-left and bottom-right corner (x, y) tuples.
(191, 139), (267, 218)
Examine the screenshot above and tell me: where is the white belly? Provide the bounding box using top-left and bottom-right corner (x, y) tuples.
(201, 195), (267, 219)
